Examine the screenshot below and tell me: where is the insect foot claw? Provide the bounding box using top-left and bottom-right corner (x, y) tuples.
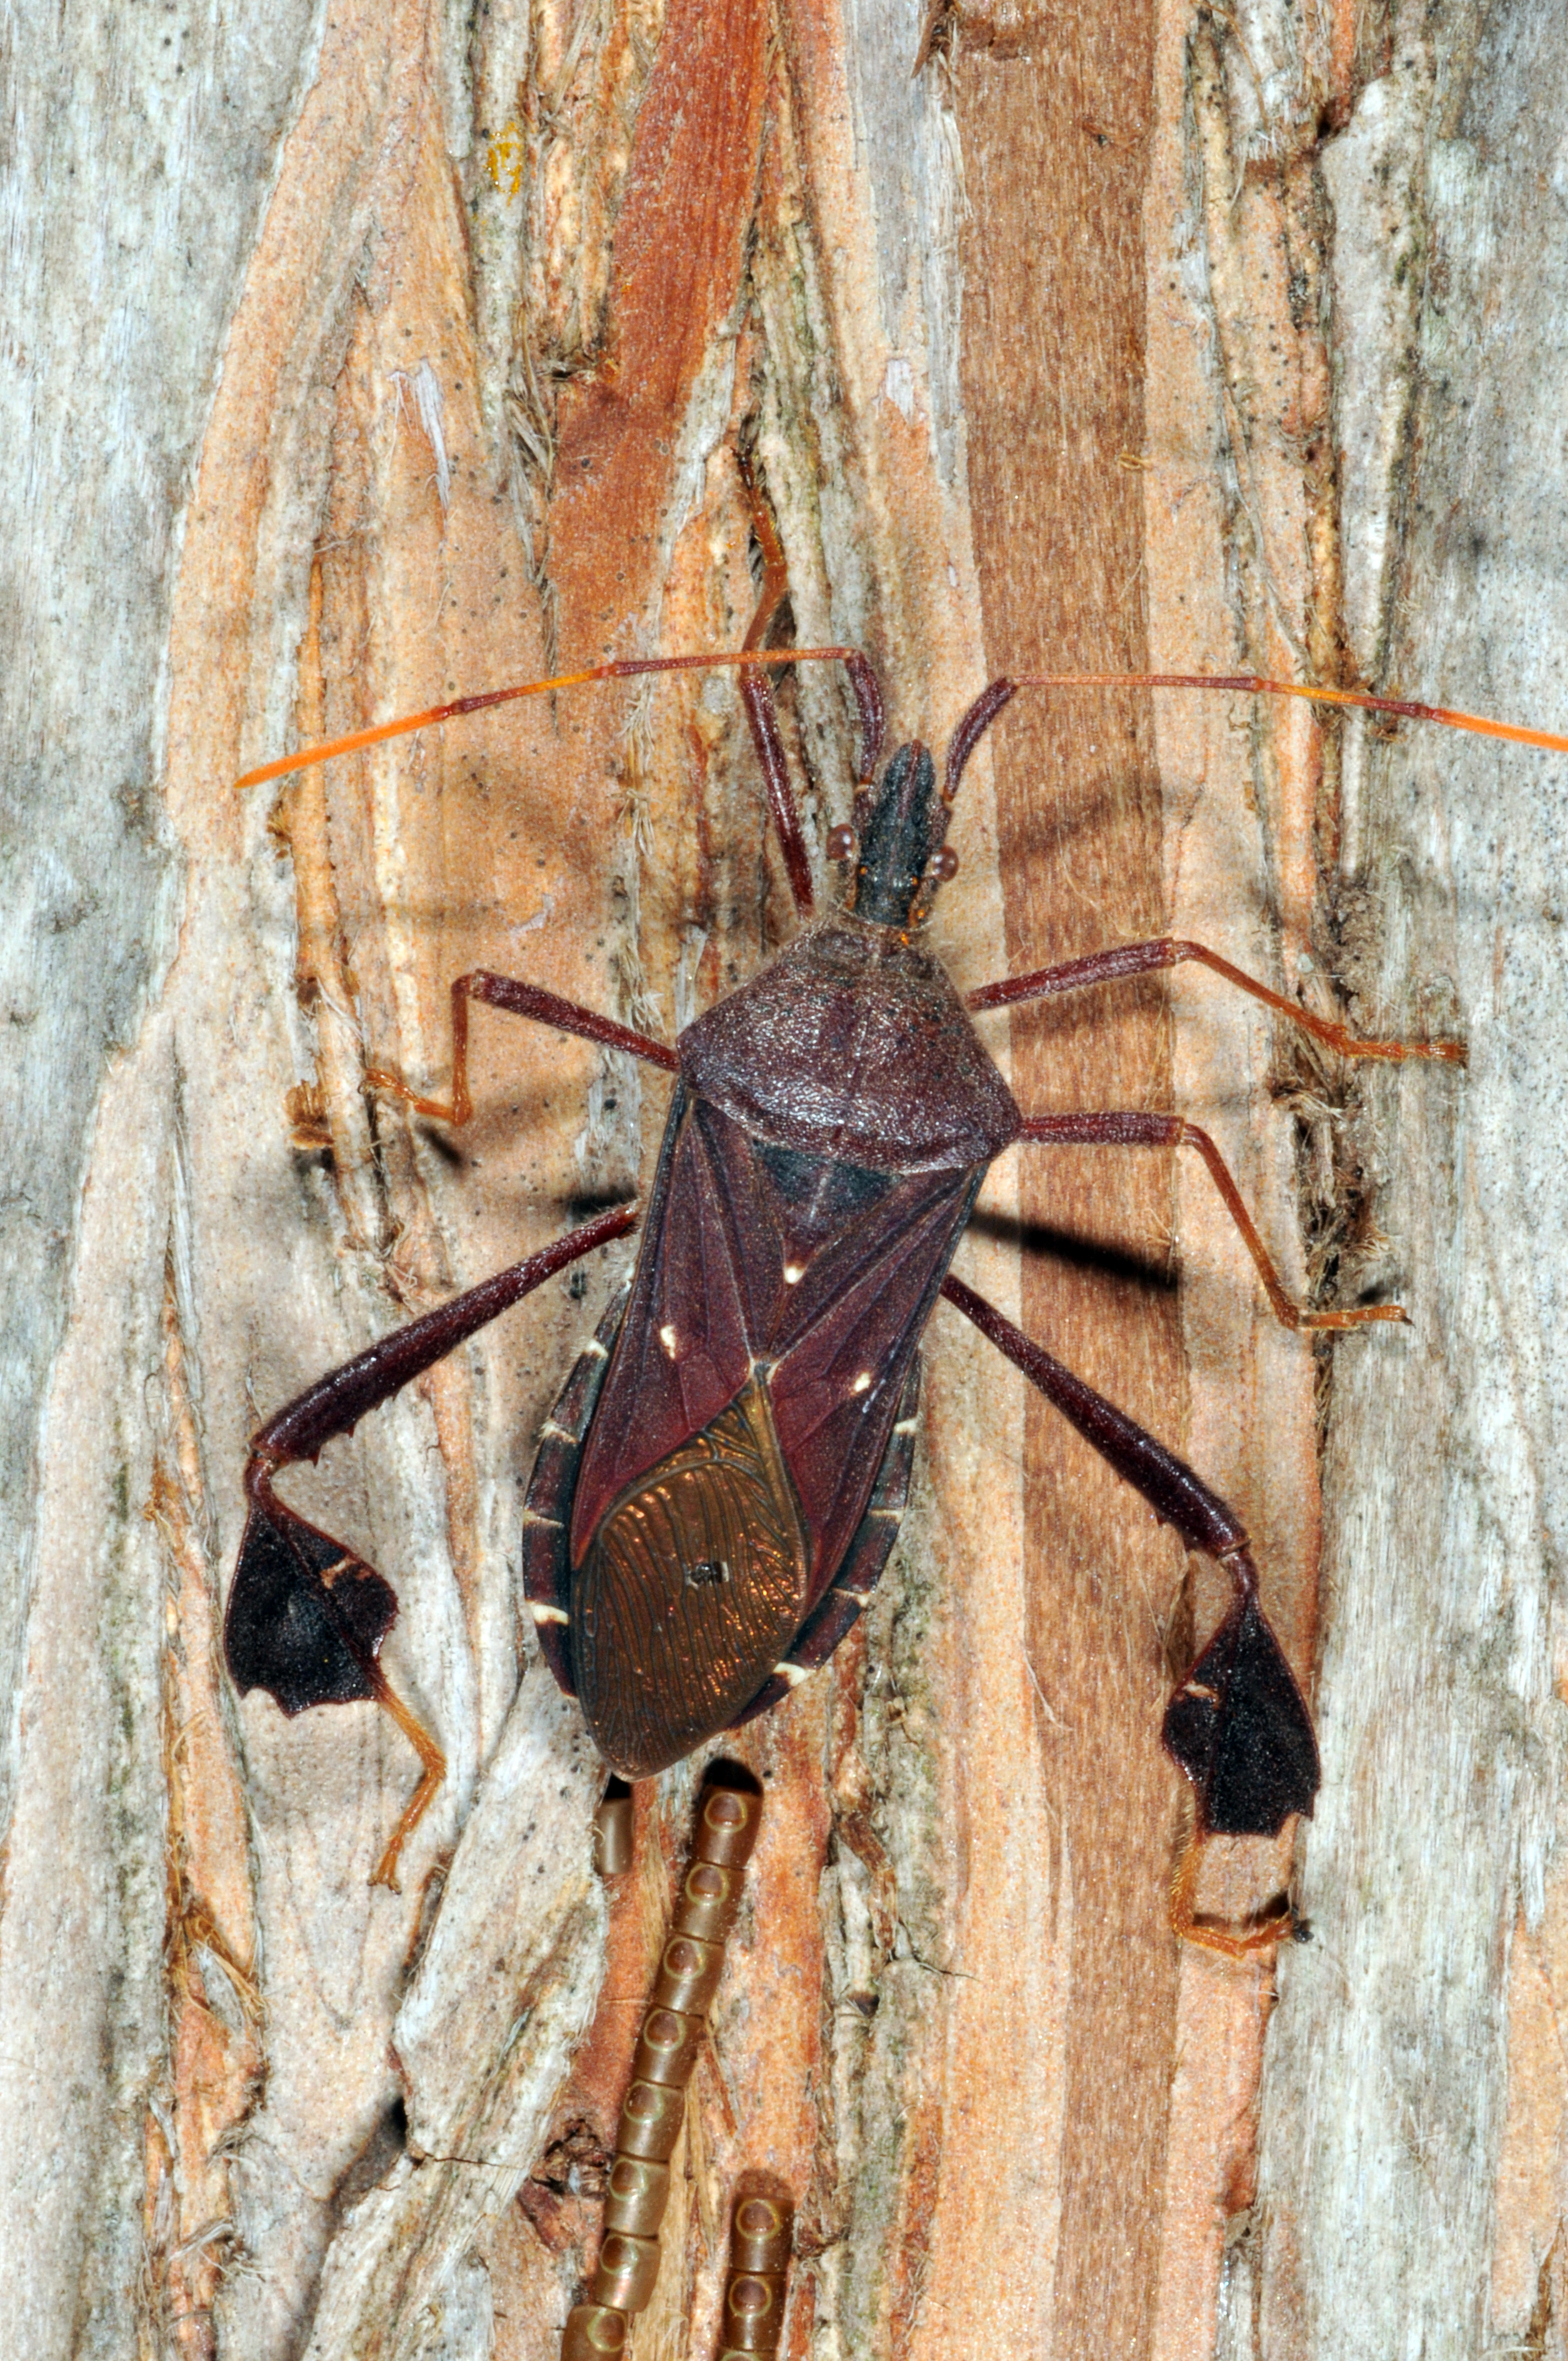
(225, 1493), (399, 1716)
(1298, 1301), (1408, 1330)
(1170, 1870), (1299, 1960)
(364, 1064), (463, 1124)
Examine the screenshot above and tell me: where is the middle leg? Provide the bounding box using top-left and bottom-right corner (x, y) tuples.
(1017, 1108), (1404, 1331)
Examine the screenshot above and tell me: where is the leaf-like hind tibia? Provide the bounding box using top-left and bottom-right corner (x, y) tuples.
(1162, 1593), (1321, 1838)
(225, 1498), (398, 1716)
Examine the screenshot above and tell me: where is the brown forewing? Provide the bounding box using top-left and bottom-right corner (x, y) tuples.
(570, 1090), (983, 1598)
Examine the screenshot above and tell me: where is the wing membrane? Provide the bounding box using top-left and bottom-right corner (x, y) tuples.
(571, 1376), (810, 1776)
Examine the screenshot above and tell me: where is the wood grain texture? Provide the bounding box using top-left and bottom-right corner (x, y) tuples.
(955, 17), (1189, 2352)
(4, 1), (1567, 2356)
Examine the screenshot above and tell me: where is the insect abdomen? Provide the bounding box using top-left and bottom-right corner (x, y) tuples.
(570, 1376), (810, 1778)
(522, 1285), (628, 1696)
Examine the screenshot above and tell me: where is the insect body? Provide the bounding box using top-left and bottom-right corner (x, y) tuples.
(222, 507), (1568, 2345)
(524, 747), (1017, 1780)
(225, 605), (1434, 1939)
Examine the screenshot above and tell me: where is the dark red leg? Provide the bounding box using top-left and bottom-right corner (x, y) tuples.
(940, 1272), (1318, 1957)
(968, 936), (1465, 1063)
(737, 455), (815, 917)
(367, 973), (679, 1128)
(1019, 1109), (1404, 1331)
(226, 1204), (639, 1889)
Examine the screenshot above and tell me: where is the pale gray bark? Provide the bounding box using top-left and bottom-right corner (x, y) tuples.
(1251, 8), (1568, 2354)
(0, 6), (322, 2351)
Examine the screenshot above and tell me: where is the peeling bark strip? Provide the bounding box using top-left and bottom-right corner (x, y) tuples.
(5, 0), (1568, 2355)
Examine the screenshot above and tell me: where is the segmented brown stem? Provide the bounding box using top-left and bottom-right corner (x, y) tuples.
(716, 2192), (793, 2357)
(560, 1771), (765, 2359)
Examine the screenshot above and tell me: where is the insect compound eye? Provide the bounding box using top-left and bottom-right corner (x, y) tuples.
(826, 824), (856, 862)
(927, 844), (959, 882)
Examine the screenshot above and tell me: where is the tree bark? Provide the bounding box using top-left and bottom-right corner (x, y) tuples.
(2, 2), (1565, 2357)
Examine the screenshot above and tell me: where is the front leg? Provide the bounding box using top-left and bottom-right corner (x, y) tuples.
(367, 972), (679, 1127)
(968, 935), (1464, 1064)
(227, 1204), (638, 1888)
(941, 1272), (1317, 1958)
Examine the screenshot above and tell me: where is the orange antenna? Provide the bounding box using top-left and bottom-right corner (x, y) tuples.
(235, 646), (885, 792)
(943, 668), (1568, 798)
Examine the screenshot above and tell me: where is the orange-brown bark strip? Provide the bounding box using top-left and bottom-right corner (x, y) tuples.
(549, 0), (769, 651)
(952, 9), (1184, 2354)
